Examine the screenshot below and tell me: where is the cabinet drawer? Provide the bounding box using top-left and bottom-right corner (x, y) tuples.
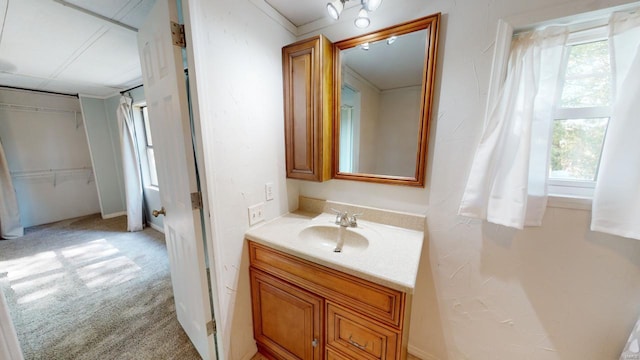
(327, 303), (399, 360)
(248, 241), (405, 328)
(326, 347), (353, 360)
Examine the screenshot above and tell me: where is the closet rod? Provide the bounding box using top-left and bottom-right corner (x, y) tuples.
(0, 85), (78, 98)
(120, 84), (143, 95)
(121, 68), (188, 94)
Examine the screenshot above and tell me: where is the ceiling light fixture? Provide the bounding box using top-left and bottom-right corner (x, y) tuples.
(327, 0), (345, 20)
(364, 0), (382, 11)
(354, 7), (370, 28)
(361, 42), (370, 50)
(386, 36), (397, 44)
(326, 0), (382, 28)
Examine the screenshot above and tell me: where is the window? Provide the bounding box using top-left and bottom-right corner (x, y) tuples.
(141, 106), (159, 187)
(548, 27), (611, 198)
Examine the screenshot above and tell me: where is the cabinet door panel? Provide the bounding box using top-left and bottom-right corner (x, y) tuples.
(283, 35), (333, 182)
(251, 269), (322, 360)
(290, 48), (314, 173)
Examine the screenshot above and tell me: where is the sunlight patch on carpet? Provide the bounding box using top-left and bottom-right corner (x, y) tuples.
(14, 272), (64, 304)
(77, 256), (142, 288)
(61, 239), (119, 263)
(4, 251), (62, 280)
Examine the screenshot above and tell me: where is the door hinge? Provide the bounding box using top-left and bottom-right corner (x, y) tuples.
(206, 319), (216, 336)
(171, 21), (186, 48)
(191, 191), (203, 210)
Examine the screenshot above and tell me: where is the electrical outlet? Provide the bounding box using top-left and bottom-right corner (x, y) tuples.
(248, 202), (265, 226)
(265, 182), (274, 201)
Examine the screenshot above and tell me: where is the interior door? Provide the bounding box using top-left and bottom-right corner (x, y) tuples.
(137, 1), (216, 359)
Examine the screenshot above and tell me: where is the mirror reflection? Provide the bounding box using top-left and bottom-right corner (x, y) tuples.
(334, 14), (440, 186)
(338, 29), (427, 177)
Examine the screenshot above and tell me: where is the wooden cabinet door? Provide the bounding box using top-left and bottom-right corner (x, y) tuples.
(250, 268), (323, 360)
(282, 35), (333, 182)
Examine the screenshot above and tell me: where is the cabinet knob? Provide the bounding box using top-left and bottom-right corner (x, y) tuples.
(312, 338), (318, 348)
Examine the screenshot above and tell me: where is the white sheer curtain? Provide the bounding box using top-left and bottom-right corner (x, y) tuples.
(0, 290), (23, 360)
(592, 11), (640, 240)
(117, 96), (144, 232)
(458, 27), (569, 229)
(0, 138), (23, 239)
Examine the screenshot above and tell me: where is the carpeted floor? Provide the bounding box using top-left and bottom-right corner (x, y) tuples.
(0, 214), (202, 360)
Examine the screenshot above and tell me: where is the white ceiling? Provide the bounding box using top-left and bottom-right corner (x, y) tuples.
(0, 0), (393, 97)
(0, 0), (155, 97)
(342, 29), (427, 90)
(265, 0), (360, 27)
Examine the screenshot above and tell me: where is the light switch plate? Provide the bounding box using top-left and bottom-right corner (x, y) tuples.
(265, 182), (274, 201)
(248, 202), (265, 226)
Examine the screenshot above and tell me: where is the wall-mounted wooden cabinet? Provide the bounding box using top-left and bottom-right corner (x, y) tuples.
(248, 241), (411, 360)
(282, 35), (333, 182)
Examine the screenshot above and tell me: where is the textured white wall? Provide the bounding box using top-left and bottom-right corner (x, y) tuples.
(0, 89), (100, 227)
(297, 0), (640, 359)
(185, 0), (296, 358)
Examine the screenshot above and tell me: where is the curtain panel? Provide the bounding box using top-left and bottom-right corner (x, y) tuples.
(117, 96), (144, 232)
(592, 11), (640, 241)
(0, 289), (23, 360)
(458, 27), (569, 229)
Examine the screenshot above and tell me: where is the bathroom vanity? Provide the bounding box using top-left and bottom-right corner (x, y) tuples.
(245, 200), (425, 360)
(272, 12), (439, 358)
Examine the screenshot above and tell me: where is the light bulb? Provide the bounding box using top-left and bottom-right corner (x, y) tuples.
(361, 42), (370, 50)
(327, 0), (344, 20)
(364, 0), (382, 12)
(354, 8), (370, 28)
(387, 36), (397, 45)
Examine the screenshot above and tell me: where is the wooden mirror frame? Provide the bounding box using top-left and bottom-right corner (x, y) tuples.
(332, 13), (440, 187)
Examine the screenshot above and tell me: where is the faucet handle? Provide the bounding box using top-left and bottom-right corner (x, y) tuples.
(349, 213), (362, 227)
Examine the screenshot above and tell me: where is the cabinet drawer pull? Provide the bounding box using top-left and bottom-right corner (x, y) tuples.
(348, 334), (368, 350)
(312, 338), (318, 348)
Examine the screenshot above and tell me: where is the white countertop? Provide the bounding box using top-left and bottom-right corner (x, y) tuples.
(245, 211), (424, 294)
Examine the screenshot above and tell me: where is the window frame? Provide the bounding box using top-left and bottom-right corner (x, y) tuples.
(547, 26), (612, 198)
(140, 105), (159, 188)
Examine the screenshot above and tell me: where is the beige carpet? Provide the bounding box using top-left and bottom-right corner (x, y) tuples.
(0, 214), (202, 360)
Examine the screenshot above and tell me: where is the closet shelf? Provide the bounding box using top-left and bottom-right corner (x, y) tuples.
(0, 102), (81, 115)
(0, 102), (84, 129)
(11, 167), (94, 186)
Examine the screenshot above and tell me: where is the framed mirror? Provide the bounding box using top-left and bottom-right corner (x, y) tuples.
(333, 14), (440, 186)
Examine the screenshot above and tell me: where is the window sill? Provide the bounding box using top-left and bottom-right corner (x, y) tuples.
(547, 194), (592, 211)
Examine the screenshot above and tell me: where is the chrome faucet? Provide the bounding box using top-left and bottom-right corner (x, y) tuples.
(332, 209), (361, 228)
(334, 210), (350, 227)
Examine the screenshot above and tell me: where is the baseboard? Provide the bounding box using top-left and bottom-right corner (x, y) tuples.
(148, 222), (164, 233)
(408, 344), (440, 360)
(102, 211), (126, 219)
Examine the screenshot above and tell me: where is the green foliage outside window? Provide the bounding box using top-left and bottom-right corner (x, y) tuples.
(550, 40), (611, 182)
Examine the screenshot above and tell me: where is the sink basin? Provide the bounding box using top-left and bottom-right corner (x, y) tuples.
(298, 224), (369, 253)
